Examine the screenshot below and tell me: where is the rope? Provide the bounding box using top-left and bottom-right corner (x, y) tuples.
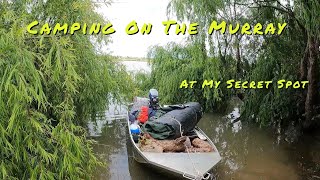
(170, 116), (206, 180)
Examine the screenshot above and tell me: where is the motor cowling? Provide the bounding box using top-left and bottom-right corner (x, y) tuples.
(149, 89), (159, 110)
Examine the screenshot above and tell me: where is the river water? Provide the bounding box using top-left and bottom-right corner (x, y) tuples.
(89, 61), (320, 180)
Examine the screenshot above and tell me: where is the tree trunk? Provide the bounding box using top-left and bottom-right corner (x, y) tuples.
(300, 44), (309, 81)
(298, 42), (309, 118)
(236, 39), (242, 79)
(303, 35), (319, 129)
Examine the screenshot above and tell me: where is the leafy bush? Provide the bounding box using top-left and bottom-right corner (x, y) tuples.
(0, 1), (134, 179)
(147, 42), (228, 111)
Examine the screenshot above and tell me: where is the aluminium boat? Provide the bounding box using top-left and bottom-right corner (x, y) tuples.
(126, 98), (221, 180)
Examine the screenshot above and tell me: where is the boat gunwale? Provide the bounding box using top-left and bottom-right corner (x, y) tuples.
(126, 106), (222, 179)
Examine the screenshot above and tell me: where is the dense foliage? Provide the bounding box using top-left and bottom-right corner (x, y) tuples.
(0, 0), (133, 179)
(144, 0), (320, 132)
(147, 42), (225, 111)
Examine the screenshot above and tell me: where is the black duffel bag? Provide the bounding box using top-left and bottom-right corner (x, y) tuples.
(142, 102), (202, 139)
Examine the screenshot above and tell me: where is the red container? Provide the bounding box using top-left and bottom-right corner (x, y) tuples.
(138, 106), (149, 124)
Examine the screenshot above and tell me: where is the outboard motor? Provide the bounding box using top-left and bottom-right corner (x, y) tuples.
(149, 89), (159, 110)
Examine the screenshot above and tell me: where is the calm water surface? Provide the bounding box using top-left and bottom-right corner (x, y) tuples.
(120, 61), (151, 73)
(89, 105), (320, 180)
(90, 61), (319, 179)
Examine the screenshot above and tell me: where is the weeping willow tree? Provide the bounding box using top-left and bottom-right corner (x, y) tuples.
(168, 0), (257, 78)
(131, 70), (152, 97)
(74, 54), (136, 125)
(147, 42), (223, 111)
(145, 0), (253, 111)
(0, 0), (134, 179)
(238, 0), (320, 130)
(157, 0), (320, 132)
(241, 26), (304, 128)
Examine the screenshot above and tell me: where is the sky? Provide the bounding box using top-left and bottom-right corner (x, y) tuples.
(95, 0), (187, 58)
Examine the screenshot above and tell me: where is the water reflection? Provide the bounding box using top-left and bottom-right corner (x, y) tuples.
(88, 103), (127, 137)
(91, 117), (182, 180)
(90, 106), (320, 180)
(91, 118), (128, 179)
(198, 113), (300, 180)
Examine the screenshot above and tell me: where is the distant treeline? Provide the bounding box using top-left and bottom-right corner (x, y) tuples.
(113, 56), (150, 62)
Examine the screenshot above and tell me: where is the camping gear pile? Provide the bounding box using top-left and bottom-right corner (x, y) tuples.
(129, 89), (214, 153)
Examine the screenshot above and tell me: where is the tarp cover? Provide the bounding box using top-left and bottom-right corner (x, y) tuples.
(142, 102), (202, 140)
(141, 121), (176, 140)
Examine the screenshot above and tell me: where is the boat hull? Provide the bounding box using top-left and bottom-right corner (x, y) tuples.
(126, 112), (221, 180)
